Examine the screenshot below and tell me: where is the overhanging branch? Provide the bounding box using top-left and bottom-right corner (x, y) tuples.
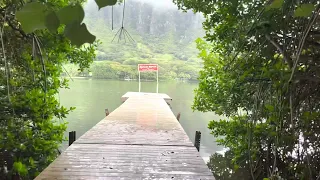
(0, 8), (28, 38)
(265, 34), (293, 68)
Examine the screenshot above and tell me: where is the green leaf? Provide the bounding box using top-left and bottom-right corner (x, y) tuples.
(265, 104), (274, 111)
(45, 11), (60, 32)
(64, 22), (96, 47)
(263, 178), (270, 180)
(13, 162), (28, 176)
(95, 0), (117, 10)
(200, 50), (207, 57)
(57, 4), (84, 25)
(19, 143), (26, 150)
(16, 2), (47, 33)
(294, 4), (315, 17)
(29, 157), (35, 167)
(270, 131), (277, 137)
(13, 162), (22, 172)
(266, 0), (284, 11)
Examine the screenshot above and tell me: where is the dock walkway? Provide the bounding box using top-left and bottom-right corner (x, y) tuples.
(36, 92), (214, 179)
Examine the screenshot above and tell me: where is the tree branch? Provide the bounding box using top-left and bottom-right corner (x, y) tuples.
(0, 8), (28, 38)
(295, 75), (320, 83)
(274, 33), (320, 50)
(265, 34), (293, 68)
(289, 5), (320, 83)
(316, 171), (320, 180)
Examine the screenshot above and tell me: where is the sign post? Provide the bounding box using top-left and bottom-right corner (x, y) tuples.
(138, 64), (159, 93)
(139, 70), (141, 92)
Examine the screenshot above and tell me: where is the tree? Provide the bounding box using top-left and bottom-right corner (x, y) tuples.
(174, 0), (320, 179)
(0, 0), (97, 179)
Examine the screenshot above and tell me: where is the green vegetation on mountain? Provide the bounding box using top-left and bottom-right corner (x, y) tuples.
(64, 0), (204, 81)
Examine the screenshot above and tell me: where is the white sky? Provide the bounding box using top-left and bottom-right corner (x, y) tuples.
(86, 0), (179, 11)
(131, 0), (177, 9)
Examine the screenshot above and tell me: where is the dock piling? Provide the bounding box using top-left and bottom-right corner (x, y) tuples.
(176, 112), (181, 121)
(68, 131), (76, 146)
(105, 109), (110, 116)
(194, 131), (201, 152)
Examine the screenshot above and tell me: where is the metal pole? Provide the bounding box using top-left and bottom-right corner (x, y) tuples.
(156, 69), (159, 93)
(139, 71), (141, 92)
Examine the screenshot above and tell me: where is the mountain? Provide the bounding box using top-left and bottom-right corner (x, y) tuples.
(66, 0), (205, 80)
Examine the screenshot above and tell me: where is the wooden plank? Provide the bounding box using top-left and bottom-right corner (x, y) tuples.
(121, 92), (172, 104)
(37, 145), (213, 179)
(36, 93), (215, 179)
(76, 96), (192, 146)
(37, 176), (213, 180)
(38, 174), (213, 180)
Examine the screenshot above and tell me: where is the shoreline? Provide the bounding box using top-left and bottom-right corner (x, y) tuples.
(62, 76), (199, 83)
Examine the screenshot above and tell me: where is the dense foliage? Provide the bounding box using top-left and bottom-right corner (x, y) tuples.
(62, 0), (204, 81)
(0, 0), (96, 179)
(64, 60), (199, 81)
(174, 0), (320, 179)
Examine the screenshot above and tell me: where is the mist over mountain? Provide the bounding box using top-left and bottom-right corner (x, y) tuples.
(70, 0), (205, 80)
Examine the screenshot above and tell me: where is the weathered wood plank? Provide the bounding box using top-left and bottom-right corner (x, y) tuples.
(38, 174), (213, 180)
(35, 93), (215, 179)
(37, 170), (213, 179)
(37, 177), (212, 180)
(121, 92), (172, 104)
(76, 96), (193, 146)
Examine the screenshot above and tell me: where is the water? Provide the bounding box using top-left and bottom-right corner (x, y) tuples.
(59, 79), (224, 161)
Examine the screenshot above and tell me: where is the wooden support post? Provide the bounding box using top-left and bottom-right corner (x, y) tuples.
(176, 112), (181, 122)
(105, 109), (109, 116)
(194, 131), (201, 152)
(69, 131), (76, 146)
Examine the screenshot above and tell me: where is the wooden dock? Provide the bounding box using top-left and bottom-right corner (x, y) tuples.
(36, 92), (214, 180)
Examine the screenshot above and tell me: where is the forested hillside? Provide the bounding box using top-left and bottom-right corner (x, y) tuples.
(64, 0), (204, 80)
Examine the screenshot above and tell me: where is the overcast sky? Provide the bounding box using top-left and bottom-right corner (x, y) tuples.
(86, 0), (179, 11)
(131, 0), (177, 9)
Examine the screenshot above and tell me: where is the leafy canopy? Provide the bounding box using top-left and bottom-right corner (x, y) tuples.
(15, 0), (118, 47)
(174, 0), (320, 179)
(0, 0), (97, 178)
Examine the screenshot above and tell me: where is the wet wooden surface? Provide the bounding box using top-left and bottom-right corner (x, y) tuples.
(121, 92), (172, 104)
(36, 93), (214, 180)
